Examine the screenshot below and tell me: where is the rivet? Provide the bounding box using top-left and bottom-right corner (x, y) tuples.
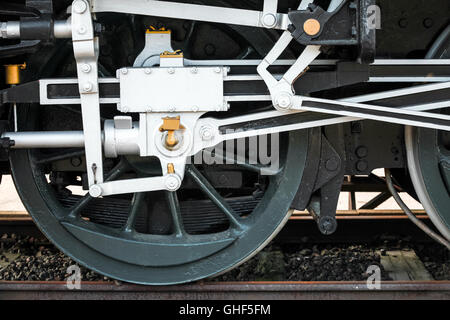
(77, 25), (87, 34)
(262, 13), (277, 28)
(82, 82), (93, 92)
(89, 185), (103, 198)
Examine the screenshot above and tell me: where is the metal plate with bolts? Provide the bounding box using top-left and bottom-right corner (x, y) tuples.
(118, 67), (227, 113)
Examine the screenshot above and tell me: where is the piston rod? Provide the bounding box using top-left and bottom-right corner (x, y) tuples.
(3, 131), (85, 148)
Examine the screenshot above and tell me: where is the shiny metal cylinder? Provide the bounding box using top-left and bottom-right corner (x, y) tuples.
(3, 131), (85, 148)
(104, 120), (140, 158)
(0, 21), (20, 39)
(53, 19), (72, 38)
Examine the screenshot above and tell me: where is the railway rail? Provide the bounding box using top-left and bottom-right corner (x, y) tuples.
(0, 281), (448, 300)
(1, 209), (448, 300)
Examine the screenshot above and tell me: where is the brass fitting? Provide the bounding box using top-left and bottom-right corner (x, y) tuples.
(167, 163), (175, 174)
(160, 50), (184, 59)
(303, 19), (321, 36)
(4, 63), (26, 85)
(146, 26), (171, 34)
(159, 116), (185, 148)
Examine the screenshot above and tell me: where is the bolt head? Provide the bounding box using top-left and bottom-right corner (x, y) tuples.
(262, 13), (277, 28)
(73, 0), (87, 14)
(82, 82), (93, 92)
(89, 185), (103, 198)
(200, 126), (214, 141)
(275, 93), (293, 110)
(81, 64), (91, 73)
(319, 216), (337, 235)
(355, 146), (368, 158)
(325, 158), (339, 171)
(165, 174), (181, 191)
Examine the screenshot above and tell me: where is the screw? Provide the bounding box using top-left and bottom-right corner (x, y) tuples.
(214, 67), (222, 74)
(192, 106), (199, 112)
(168, 68), (175, 74)
(191, 67), (198, 74)
(121, 68), (128, 75)
(122, 106), (129, 113)
(81, 64), (91, 73)
(169, 107), (176, 112)
(146, 107), (152, 112)
(73, 0), (87, 14)
(144, 68), (152, 74)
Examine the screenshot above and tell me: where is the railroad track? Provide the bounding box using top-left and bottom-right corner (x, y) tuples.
(0, 281), (449, 300)
(1, 210), (448, 300)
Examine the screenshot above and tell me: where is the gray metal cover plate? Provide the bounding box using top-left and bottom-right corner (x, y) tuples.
(119, 67), (225, 112)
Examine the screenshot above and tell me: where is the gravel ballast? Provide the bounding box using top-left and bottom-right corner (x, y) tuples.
(0, 233), (448, 282)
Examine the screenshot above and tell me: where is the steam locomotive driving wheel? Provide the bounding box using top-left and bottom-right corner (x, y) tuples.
(8, 6), (311, 284)
(1, 0), (449, 285)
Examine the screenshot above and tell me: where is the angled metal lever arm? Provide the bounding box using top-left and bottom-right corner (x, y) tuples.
(91, 0), (288, 30)
(295, 96), (450, 132)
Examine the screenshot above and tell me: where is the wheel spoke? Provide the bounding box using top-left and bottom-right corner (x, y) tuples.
(67, 159), (130, 218)
(123, 192), (145, 232)
(186, 165), (245, 230)
(165, 191), (185, 237)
